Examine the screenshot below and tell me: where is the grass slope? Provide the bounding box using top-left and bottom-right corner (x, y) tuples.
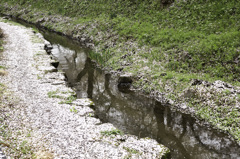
(2, 0), (240, 82)
(1, 0), (240, 142)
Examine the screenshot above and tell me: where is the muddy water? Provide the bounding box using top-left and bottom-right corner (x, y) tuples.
(39, 31), (240, 159)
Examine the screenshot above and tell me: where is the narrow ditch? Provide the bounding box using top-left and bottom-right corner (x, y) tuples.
(7, 17), (240, 159)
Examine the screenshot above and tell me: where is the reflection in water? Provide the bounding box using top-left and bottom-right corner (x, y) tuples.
(42, 31), (240, 159)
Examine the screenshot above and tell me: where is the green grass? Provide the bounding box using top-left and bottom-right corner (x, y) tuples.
(59, 95), (77, 104)
(100, 129), (123, 136)
(0, 66), (6, 69)
(70, 106), (78, 114)
(47, 89), (77, 104)
(47, 90), (62, 98)
(123, 146), (141, 154)
(187, 88), (240, 141)
(123, 146), (142, 158)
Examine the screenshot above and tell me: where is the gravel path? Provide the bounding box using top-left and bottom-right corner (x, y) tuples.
(0, 148), (6, 159)
(0, 20), (168, 158)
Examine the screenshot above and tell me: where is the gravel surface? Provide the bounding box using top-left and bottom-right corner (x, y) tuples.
(0, 148), (6, 159)
(0, 20), (168, 158)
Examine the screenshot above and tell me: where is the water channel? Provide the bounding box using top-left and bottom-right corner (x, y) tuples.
(8, 18), (240, 158)
(42, 30), (240, 159)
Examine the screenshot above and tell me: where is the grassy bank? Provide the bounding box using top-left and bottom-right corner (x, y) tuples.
(2, 0), (240, 82)
(0, 0), (240, 142)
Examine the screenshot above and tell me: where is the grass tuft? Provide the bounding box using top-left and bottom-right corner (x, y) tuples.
(100, 129), (123, 136)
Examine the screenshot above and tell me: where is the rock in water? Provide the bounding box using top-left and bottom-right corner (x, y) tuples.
(118, 73), (133, 93)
